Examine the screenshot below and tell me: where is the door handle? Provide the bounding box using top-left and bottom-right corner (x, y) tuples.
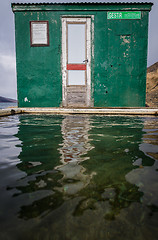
(83, 59), (88, 63)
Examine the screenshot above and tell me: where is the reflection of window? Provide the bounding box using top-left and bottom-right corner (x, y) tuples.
(30, 21), (49, 47)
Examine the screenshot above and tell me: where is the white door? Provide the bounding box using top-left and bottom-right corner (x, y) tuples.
(62, 17), (91, 107)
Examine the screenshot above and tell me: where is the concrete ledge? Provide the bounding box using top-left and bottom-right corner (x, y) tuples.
(0, 108), (23, 117)
(0, 107), (157, 116)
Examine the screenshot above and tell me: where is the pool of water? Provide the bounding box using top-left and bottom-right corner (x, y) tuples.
(0, 114), (158, 240)
(0, 102), (17, 109)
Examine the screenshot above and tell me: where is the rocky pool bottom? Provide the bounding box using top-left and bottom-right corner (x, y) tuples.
(0, 114), (158, 240)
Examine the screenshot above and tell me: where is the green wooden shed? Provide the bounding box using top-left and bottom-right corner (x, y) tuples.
(12, 1), (153, 108)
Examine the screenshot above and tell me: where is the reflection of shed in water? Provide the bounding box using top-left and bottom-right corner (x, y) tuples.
(56, 115), (95, 195)
(59, 115), (92, 162)
(12, 1), (153, 108)
(10, 115), (157, 223)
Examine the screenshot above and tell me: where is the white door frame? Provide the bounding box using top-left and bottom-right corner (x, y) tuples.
(62, 17), (91, 107)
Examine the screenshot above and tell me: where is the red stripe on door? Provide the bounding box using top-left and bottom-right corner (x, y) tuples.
(67, 64), (86, 70)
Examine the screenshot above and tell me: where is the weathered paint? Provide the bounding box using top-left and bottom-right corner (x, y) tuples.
(12, 3), (152, 12)
(62, 17), (91, 107)
(12, 3), (152, 107)
(67, 64), (87, 70)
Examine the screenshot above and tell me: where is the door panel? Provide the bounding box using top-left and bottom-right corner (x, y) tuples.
(68, 70), (85, 85)
(67, 86), (86, 107)
(68, 24), (85, 64)
(62, 18), (91, 107)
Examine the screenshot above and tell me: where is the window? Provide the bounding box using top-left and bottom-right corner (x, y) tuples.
(30, 21), (49, 47)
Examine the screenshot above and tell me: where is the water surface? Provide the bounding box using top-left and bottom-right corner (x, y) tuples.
(0, 102), (17, 109)
(0, 114), (158, 240)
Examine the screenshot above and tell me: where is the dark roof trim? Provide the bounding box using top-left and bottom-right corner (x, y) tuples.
(12, 2), (153, 5)
(12, 2), (153, 12)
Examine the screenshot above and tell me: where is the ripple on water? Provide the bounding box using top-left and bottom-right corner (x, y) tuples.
(0, 115), (158, 240)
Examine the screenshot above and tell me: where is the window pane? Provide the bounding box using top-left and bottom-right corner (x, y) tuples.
(68, 70), (85, 85)
(68, 24), (85, 64)
(31, 22), (48, 45)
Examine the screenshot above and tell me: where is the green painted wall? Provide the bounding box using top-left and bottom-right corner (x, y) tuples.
(14, 11), (62, 107)
(94, 11), (149, 107)
(12, 3), (152, 107)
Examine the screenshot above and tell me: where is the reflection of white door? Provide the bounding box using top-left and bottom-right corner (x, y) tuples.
(62, 17), (91, 107)
(56, 115), (93, 195)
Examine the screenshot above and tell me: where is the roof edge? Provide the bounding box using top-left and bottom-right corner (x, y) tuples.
(11, 2), (153, 12)
(11, 2), (154, 5)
